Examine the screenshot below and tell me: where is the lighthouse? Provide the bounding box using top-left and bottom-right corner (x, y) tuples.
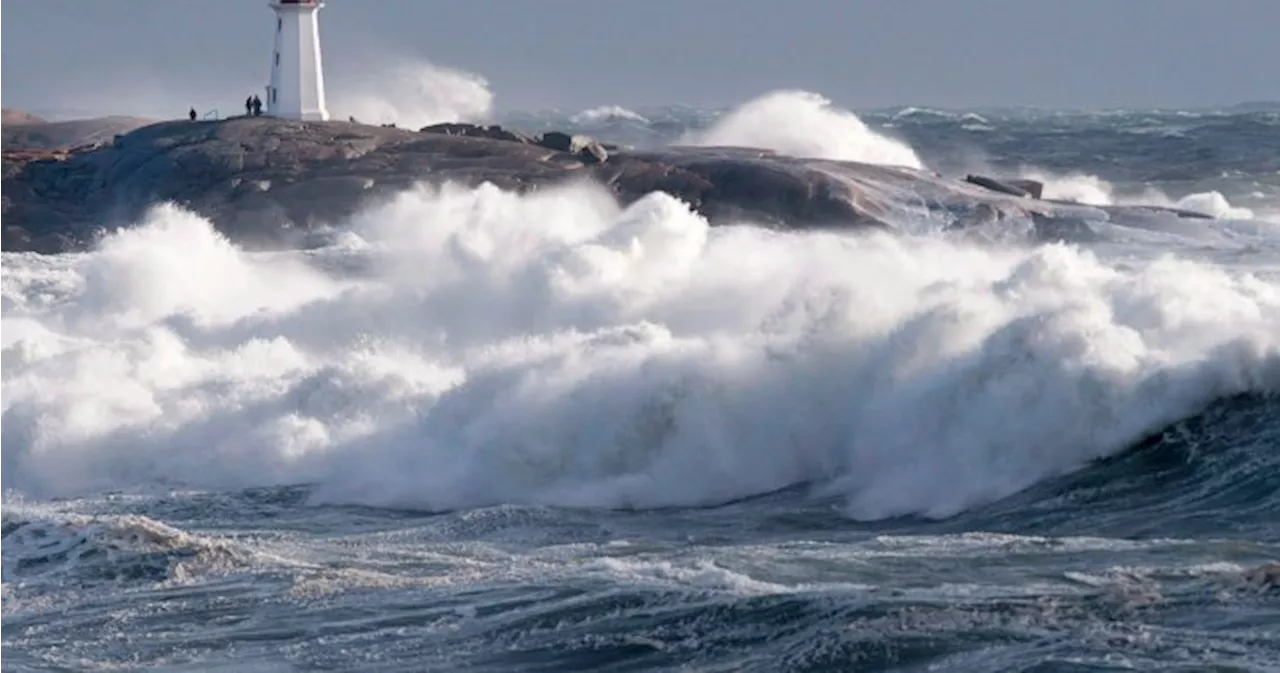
(265, 0), (329, 121)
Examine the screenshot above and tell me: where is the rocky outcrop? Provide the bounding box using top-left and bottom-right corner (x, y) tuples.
(958, 173), (1213, 220)
(2, 113), (156, 152)
(965, 174), (1041, 199)
(419, 124), (611, 164)
(2, 109), (49, 126)
(1, 116), (1215, 253)
(418, 122), (537, 145)
(536, 131), (610, 164)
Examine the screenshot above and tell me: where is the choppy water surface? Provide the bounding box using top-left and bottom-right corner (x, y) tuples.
(3, 96), (1279, 671)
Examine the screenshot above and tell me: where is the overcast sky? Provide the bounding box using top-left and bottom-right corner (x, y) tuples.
(3, 0), (1278, 120)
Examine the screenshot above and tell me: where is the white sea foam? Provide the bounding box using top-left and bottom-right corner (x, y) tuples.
(681, 90), (924, 169)
(571, 105), (650, 125)
(1016, 169), (1264, 221)
(4, 182), (1279, 520)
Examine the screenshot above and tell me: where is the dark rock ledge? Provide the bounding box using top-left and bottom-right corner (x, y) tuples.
(2, 116), (1209, 253)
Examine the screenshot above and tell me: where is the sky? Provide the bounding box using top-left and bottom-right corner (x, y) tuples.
(3, 0), (1278, 120)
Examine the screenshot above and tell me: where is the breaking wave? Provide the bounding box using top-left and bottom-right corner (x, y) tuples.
(681, 90), (924, 169)
(1019, 170), (1262, 220)
(3, 180), (1279, 520)
(333, 60), (493, 129)
(571, 105), (650, 125)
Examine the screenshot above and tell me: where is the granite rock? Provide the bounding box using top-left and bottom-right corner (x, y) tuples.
(1, 116), (1215, 253)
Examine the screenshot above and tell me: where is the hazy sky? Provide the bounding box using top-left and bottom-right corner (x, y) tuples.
(3, 0), (1278, 119)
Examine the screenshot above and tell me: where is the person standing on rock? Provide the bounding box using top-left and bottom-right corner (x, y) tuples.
(245, 96), (253, 117)
(189, 107), (197, 121)
(251, 95), (263, 117)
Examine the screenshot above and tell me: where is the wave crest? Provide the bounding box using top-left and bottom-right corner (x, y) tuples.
(682, 90), (924, 169)
(3, 183), (1279, 519)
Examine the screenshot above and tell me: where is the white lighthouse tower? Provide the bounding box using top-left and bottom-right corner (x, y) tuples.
(265, 0), (329, 121)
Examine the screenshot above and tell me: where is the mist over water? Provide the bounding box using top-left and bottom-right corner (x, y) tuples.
(330, 59), (494, 128)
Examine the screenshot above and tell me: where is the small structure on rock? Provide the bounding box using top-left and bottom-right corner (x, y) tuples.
(265, 0), (329, 121)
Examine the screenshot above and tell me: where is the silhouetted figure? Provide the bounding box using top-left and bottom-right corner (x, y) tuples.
(251, 95), (263, 116)
(245, 96), (253, 117)
(189, 107), (197, 121)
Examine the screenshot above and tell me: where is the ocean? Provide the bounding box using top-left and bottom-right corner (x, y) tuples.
(3, 91), (1279, 671)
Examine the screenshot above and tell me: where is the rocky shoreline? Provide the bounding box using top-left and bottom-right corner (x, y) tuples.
(2, 114), (1209, 254)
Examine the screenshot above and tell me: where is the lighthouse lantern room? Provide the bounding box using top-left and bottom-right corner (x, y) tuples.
(266, 0), (329, 121)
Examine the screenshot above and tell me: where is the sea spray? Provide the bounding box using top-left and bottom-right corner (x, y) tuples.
(678, 92), (1263, 221)
(681, 90), (923, 169)
(3, 182), (1279, 518)
(332, 59), (494, 128)
(1016, 169), (1260, 220)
